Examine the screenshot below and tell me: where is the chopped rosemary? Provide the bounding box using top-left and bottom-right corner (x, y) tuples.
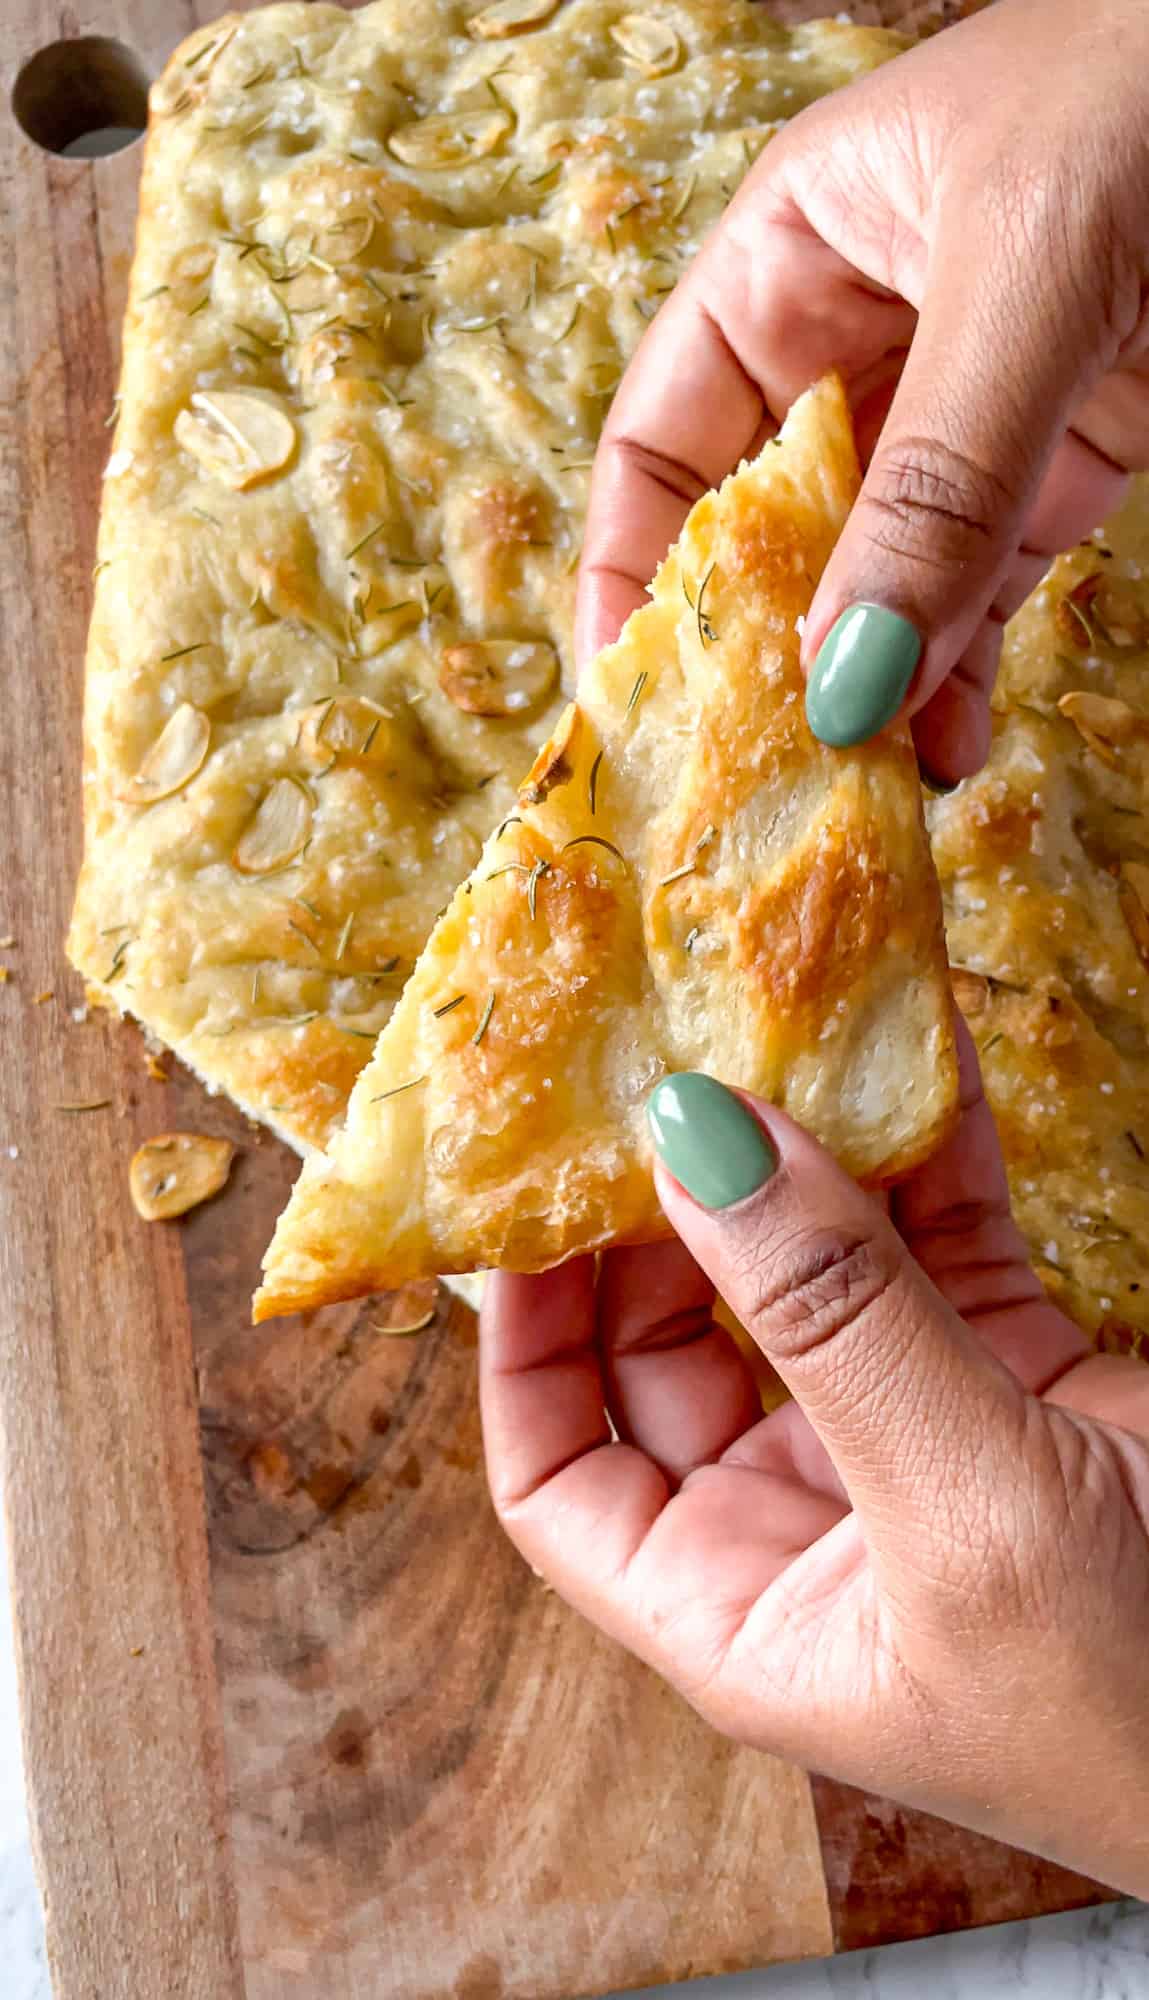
(360, 717), (382, 756)
(335, 913), (355, 962)
(527, 857), (550, 918)
(555, 300), (581, 342)
(562, 834), (626, 864)
(1062, 596), (1096, 648)
(669, 175), (696, 222)
(684, 925), (701, 954)
(160, 640), (210, 662)
(345, 520), (386, 562)
(604, 221), (617, 254)
(433, 994), (465, 1018)
(107, 937), (131, 979)
(378, 955), (400, 975)
(190, 508), (221, 527)
(338, 1026), (377, 1039)
(659, 862), (695, 887)
(251, 966), (262, 1005)
(484, 862), (532, 884)
(982, 1032), (1004, 1053)
(626, 670), (648, 716)
(55, 1099), (111, 1114)
(472, 992), (496, 1045)
(371, 1074), (427, 1103)
(287, 920), (321, 952)
(588, 749), (604, 815)
(695, 822), (717, 853)
(1127, 1129), (1146, 1161)
(696, 563), (717, 646)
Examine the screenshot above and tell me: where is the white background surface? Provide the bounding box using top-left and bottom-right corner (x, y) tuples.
(2, 1514), (1147, 2000)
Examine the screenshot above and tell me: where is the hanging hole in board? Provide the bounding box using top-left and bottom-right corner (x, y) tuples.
(12, 37), (151, 158)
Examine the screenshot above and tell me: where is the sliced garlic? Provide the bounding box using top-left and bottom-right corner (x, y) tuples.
(298, 696), (395, 765)
(467, 0), (560, 36)
(1119, 862), (1149, 970)
(130, 1133), (235, 1222)
(234, 778), (313, 874)
(1057, 571), (1149, 651)
(1057, 689), (1140, 768)
(175, 391), (296, 491)
(387, 109), (512, 171)
(609, 14), (682, 74)
(519, 701), (579, 804)
(119, 703), (210, 805)
(439, 640), (557, 718)
(950, 968), (989, 1017)
(314, 210), (377, 264)
(373, 1279), (440, 1336)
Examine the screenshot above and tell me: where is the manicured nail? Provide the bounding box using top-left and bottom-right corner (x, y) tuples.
(806, 603), (922, 747)
(647, 1073), (778, 1210)
(920, 765), (961, 797)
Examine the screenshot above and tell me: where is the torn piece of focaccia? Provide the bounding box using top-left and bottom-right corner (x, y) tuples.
(66, 0), (907, 1154)
(255, 376), (959, 1320)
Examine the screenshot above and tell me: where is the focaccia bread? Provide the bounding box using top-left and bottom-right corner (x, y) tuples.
(67, 0), (905, 1153)
(931, 489), (1149, 1354)
(255, 377), (959, 1319)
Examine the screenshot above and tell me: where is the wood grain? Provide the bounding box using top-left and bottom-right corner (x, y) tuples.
(0, 12), (253, 1999)
(0, 3), (1109, 1999)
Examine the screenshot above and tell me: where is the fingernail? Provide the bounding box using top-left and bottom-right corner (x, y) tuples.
(806, 603), (922, 747)
(920, 765), (961, 797)
(647, 1073), (778, 1210)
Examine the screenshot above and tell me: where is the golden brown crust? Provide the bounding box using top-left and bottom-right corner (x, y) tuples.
(67, 0), (905, 1153)
(256, 377), (959, 1320)
(933, 503), (1149, 1350)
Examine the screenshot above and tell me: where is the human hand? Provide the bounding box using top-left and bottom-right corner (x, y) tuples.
(578, 0), (1149, 786)
(479, 1028), (1149, 1893)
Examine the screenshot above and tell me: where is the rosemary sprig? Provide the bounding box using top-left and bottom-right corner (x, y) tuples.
(526, 857), (550, 918)
(562, 835), (626, 864)
(160, 640), (210, 662)
(433, 994), (465, 1018)
(345, 521), (386, 561)
(371, 1075), (428, 1104)
(696, 563), (717, 647)
(588, 750), (604, 815)
(472, 992), (496, 1045)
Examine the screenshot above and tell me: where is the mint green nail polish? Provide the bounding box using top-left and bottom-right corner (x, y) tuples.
(647, 1073), (777, 1210)
(806, 603), (921, 747)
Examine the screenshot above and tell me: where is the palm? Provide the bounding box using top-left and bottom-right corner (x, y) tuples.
(480, 1047), (1149, 1774)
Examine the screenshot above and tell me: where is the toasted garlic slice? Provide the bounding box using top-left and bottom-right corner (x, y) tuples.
(119, 703), (210, 804)
(439, 639), (557, 717)
(373, 1279), (440, 1336)
(175, 391), (296, 490)
(609, 14), (682, 73)
(234, 777), (313, 873)
(467, 0), (559, 36)
(1057, 689), (1140, 768)
(387, 109), (512, 170)
(130, 1133), (235, 1221)
(298, 695), (395, 764)
(950, 968), (989, 1017)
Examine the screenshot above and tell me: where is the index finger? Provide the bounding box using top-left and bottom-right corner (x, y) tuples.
(575, 167), (913, 664)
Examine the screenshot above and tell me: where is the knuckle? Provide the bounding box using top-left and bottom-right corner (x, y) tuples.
(735, 1225), (904, 1367)
(860, 435), (1017, 570)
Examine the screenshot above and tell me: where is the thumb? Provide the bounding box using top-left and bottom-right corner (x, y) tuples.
(646, 1072), (1026, 1574)
(801, 197), (1114, 780)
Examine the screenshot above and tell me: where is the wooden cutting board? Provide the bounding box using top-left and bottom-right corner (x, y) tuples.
(0, 4), (1111, 1997)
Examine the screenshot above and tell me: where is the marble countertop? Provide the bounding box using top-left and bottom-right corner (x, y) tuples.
(2, 1522), (1146, 2000)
